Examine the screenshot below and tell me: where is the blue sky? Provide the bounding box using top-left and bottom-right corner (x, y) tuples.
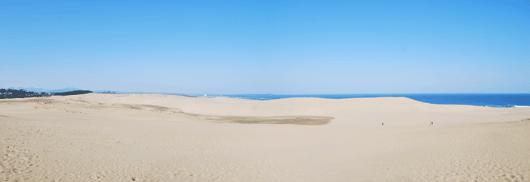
(1, 0), (529, 94)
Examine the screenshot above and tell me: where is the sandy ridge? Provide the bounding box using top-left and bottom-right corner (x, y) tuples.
(1, 94), (530, 181)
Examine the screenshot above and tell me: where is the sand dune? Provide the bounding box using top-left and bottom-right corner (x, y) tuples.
(1, 94), (530, 181)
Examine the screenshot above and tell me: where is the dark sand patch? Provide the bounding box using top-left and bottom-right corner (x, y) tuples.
(198, 115), (334, 125)
(116, 105), (336, 125)
(3, 98), (333, 125)
(119, 104), (173, 112)
(140, 105), (171, 112)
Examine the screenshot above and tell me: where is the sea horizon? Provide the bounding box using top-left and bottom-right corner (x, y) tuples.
(3, 87), (530, 108)
(102, 92), (530, 108)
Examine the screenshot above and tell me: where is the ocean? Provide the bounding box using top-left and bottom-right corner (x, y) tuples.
(197, 94), (530, 108)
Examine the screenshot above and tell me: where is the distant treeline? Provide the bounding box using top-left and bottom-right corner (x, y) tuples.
(0, 89), (93, 99)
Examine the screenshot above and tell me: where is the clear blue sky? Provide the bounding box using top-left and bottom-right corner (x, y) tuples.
(1, 0), (529, 94)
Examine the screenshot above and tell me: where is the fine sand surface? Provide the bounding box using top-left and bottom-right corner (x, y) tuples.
(1, 94), (530, 182)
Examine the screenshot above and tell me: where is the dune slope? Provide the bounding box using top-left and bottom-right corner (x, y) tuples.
(1, 94), (530, 181)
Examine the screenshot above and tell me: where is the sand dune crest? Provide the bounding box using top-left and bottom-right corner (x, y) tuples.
(1, 94), (530, 181)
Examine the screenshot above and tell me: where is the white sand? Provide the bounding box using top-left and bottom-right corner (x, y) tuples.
(1, 93), (530, 181)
